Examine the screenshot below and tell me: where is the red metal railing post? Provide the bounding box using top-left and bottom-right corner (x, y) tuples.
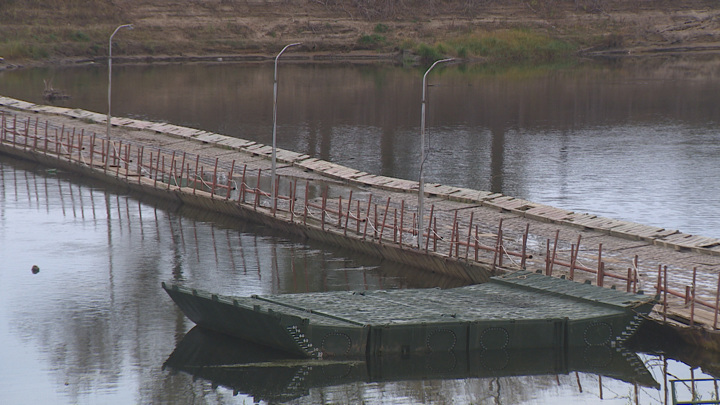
(337, 196), (343, 227)
(24, 117), (30, 148)
(303, 180), (309, 224)
(455, 220), (461, 258)
(125, 141), (131, 174)
(344, 191), (353, 236)
(373, 203), (378, 239)
(77, 129), (84, 164)
(663, 266), (668, 322)
(68, 127), (74, 159)
(454, 221), (461, 257)
(226, 160), (235, 200)
(160, 154), (166, 184)
(89, 134), (95, 167)
(363, 195), (372, 240)
(570, 234), (581, 280)
(379, 197), (391, 243)
(254, 169), (262, 208)
(497, 224), (504, 268)
(321, 186), (327, 230)
(393, 209), (398, 243)
(691, 267), (697, 326)
(475, 225), (479, 262)
(0, 112), (5, 142)
(168, 152), (176, 189)
(238, 164), (247, 202)
(569, 244), (576, 281)
(290, 179), (297, 222)
(492, 219), (504, 270)
(116, 140), (123, 178)
(595, 243), (603, 285)
(433, 218), (438, 252)
(425, 204), (434, 253)
(545, 239), (551, 275)
(169, 160), (176, 190)
(549, 230), (559, 276)
(33, 118), (40, 150)
(149, 152), (155, 184)
(399, 200), (405, 247)
(521, 223), (529, 269)
(714, 274), (720, 330)
(138, 146), (145, 184)
(627, 268), (633, 292)
(465, 212), (474, 259)
(211, 158), (219, 197)
(632, 255), (639, 293)
(193, 155), (200, 194)
(447, 212), (457, 257)
(178, 152), (187, 186)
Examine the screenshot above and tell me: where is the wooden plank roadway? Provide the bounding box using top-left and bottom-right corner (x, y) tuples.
(2, 96), (720, 338)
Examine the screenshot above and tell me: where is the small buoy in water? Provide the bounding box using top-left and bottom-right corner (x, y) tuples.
(31, 265), (40, 274)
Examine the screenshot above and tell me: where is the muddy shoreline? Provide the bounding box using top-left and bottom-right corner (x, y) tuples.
(4, 43), (720, 73)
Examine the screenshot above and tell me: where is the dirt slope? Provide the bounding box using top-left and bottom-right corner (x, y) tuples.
(1, 0), (720, 65)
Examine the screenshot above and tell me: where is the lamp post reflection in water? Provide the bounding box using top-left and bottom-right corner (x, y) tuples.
(418, 58), (453, 250)
(107, 24), (133, 138)
(271, 42), (301, 209)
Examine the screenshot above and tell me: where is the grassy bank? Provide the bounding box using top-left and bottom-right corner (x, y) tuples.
(1, 0), (717, 66)
(0, 0), (121, 61)
(406, 29), (577, 63)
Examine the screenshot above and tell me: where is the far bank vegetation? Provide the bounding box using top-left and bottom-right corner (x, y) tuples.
(0, 0), (702, 64)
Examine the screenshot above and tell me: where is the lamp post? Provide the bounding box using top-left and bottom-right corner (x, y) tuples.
(271, 42), (301, 208)
(107, 24), (133, 138)
(418, 58), (453, 250)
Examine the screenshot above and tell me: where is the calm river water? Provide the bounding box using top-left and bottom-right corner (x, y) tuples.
(1, 57), (719, 404)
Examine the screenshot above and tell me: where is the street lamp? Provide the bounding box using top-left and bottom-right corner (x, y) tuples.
(418, 58), (453, 250)
(271, 42), (301, 209)
(107, 24), (133, 138)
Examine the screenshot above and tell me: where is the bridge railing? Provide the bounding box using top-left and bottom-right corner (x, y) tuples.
(4, 110), (718, 327)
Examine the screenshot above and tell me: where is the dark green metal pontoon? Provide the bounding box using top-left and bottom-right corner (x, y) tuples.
(162, 270), (656, 358)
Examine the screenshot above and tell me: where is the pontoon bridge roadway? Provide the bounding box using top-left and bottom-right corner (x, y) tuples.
(1, 95), (719, 350)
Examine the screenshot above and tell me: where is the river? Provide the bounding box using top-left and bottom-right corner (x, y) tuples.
(1, 57), (719, 404)
(2, 56), (719, 239)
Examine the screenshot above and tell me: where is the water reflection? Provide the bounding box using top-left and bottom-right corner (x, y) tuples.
(1, 57), (719, 237)
(0, 156), (454, 404)
(163, 327), (658, 404)
(1, 154), (719, 404)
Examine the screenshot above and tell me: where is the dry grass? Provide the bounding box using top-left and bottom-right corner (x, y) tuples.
(1, 0), (718, 63)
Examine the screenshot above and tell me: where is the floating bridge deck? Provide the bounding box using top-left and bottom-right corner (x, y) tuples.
(2, 95), (720, 351)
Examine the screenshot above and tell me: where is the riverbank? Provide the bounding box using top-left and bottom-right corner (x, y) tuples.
(2, 0), (720, 69)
